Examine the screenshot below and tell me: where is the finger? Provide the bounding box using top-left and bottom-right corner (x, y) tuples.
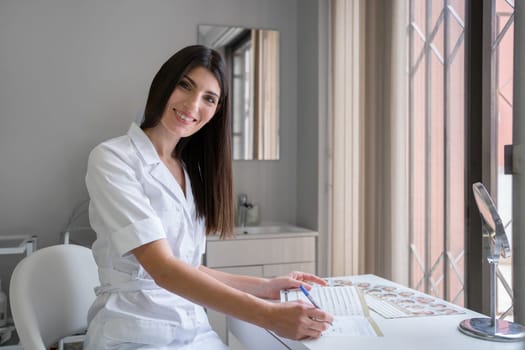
(275, 278), (302, 292)
(288, 271), (300, 278)
(303, 318), (330, 339)
(289, 271), (327, 285)
(304, 328), (324, 339)
(295, 319), (326, 340)
(300, 273), (329, 286)
(295, 331), (321, 341)
(309, 321), (332, 335)
(288, 270), (311, 281)
(309, 308), (334, 325)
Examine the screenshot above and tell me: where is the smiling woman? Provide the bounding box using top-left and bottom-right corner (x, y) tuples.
(83, 45), (332, 350)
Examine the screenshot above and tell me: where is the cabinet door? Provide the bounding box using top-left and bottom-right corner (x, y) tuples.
(262, 262), (316, 278)
(217, 265), (264, 277)
(206, 237), (316, 268)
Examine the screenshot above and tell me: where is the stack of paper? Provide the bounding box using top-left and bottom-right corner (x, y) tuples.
(281, 286), (382, 337)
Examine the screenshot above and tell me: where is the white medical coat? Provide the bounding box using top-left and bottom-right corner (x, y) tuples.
(83, 123), (227, 349)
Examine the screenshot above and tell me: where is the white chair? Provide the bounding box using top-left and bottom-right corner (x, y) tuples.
(9, 244), (99, 350)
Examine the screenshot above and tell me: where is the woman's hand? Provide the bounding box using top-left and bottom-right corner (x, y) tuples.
(261, 271), (328, 300)
(262, 300), (333, 340)
(260, 272), (333, 340)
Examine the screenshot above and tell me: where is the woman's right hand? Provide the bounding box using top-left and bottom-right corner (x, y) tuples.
(263, 301), (334, 340)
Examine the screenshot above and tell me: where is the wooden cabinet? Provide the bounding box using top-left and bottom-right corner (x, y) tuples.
(204, 229), (317, 345)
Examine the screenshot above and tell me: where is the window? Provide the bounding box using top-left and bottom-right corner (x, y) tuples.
(329, 2), (517, 317)
(408, 0), (516, 318)
(408, 0), (466, 306)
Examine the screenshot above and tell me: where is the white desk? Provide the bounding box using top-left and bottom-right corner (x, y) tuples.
(227, 275), (525, 350)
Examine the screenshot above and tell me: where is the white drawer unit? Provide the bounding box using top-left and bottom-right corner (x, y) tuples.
(206, 235), (316, 274)
(204, 228), (318, 347)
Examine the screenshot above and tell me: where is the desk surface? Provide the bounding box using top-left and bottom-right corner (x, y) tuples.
(227, 275), (525, 350)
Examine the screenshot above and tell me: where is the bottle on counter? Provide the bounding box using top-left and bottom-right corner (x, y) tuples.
(246, 203), (260, 226)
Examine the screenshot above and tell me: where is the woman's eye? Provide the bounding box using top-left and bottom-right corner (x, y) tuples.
(178, 81), (191, 90)
(205, 96), (217, 104)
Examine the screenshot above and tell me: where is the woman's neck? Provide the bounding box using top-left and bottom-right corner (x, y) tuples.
(144, 125), (180, 161)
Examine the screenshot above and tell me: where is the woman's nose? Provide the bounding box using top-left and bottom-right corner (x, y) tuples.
(184, 93), (200, 111)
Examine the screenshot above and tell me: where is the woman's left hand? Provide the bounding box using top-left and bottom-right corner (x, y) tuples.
(262, 271), (328, 299)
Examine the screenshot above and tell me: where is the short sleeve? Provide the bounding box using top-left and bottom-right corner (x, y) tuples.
(86, 143), (165, 256)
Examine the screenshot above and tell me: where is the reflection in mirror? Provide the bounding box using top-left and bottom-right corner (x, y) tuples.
(198, 25), (279, 160)
(458, 182), (524, 342)
(472, 182), (511, 259)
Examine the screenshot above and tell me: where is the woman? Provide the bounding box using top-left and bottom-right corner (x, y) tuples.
(84, 45), (332, 349)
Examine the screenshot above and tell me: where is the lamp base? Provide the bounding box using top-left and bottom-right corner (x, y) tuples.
(459, 317), (525, 342)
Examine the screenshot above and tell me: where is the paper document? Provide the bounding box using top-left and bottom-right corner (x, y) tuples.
(327, 278), (466, 318)
(281, 286), (382, 337)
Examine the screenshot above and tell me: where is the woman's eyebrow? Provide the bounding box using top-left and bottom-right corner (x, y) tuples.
(183, 75), (220, 98)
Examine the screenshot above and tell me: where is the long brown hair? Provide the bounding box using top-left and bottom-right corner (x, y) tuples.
(141, 45), (233, 238)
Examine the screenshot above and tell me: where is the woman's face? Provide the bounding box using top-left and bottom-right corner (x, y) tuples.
(159, 66), (221, 139)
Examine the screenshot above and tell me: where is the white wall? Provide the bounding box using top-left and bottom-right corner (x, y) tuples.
(0, 0), (329, 302)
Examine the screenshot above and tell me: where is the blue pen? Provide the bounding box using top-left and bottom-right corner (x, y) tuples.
(299, 285), (333, 325)
(299, 285), (321, 308)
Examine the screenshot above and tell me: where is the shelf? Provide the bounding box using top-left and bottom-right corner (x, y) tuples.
(0, 324), (21, 349)
(0, 235), (37, 256)
(0, 236), (37, 350)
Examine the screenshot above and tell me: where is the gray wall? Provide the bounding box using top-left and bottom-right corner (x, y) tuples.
(297, 0), (319, 230)
(0, 0), (325, 301)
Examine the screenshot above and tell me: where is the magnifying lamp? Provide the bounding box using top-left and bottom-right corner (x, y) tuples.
(458, 182), (525, 341)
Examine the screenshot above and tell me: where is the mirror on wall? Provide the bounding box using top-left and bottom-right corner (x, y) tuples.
(198, 25), (280, 160)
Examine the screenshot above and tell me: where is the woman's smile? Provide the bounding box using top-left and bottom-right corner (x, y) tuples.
(174, 109), (196, 124)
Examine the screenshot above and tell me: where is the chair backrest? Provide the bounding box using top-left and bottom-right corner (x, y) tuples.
(10, 244), (99, 350)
